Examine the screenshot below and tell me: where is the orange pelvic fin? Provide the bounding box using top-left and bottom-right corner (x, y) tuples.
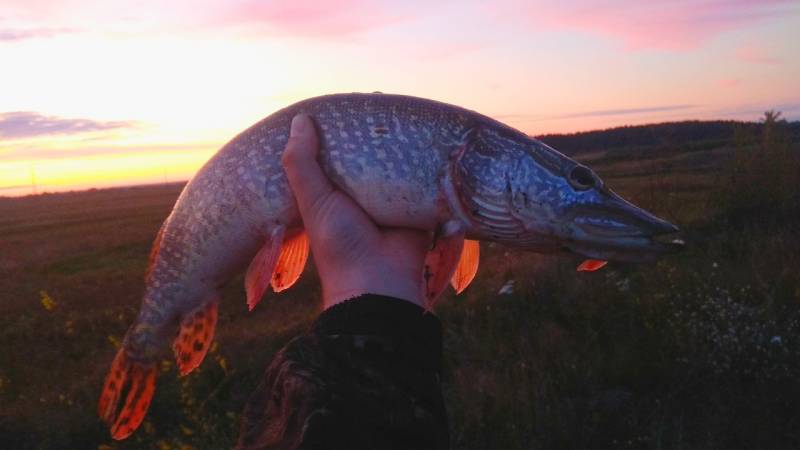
(245, 226), (285, 311)
(173, 299), (218, 376)
(577, 259), (608, 272)
(450, 239), (479, 294)
(98, 348), (157, 440)
(423, 221), (466, 309)
(271, 230), (310, 292)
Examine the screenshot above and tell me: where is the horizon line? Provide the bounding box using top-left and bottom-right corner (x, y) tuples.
(2, 115), (796, 199)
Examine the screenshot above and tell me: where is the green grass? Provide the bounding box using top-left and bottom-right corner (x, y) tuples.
(1, 129), (798, 449)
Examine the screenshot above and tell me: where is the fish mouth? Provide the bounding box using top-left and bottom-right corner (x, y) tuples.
(564, 231), (685, 263)
(563, 190), (685, 262)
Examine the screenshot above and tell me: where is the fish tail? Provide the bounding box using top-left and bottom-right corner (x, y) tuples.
(98, 348), (157, 440)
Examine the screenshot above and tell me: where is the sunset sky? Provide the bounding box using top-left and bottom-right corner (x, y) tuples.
(1, 0), (798, 196)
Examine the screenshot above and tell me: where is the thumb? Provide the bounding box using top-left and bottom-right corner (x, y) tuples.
(282, 114), (335, 220)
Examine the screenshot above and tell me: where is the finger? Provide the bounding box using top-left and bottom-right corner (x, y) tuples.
(281, 114), (335, 219)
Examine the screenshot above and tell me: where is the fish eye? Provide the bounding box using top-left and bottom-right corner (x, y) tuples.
(568, 166), (596, 190)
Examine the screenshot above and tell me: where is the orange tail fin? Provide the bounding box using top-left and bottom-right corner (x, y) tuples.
(98, 348), (157, 440)
(271, 231), (310, 292)
(173, 300), (219, 376)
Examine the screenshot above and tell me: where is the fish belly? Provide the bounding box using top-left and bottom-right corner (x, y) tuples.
(155, 93), (474, 295)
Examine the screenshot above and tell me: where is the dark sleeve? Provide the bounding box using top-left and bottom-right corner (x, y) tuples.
(236, 294), (449, 450)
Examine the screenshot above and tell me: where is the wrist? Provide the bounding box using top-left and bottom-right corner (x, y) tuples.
(321, 267), (423, 309)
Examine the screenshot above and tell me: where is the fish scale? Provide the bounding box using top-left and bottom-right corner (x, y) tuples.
(98, 92), (681, 440)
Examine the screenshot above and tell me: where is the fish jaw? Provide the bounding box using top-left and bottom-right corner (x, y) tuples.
(556, 187), (683, 263)
(518, 194), (684, 263)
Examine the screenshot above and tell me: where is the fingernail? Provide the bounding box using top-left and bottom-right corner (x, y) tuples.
(290, 115), (307, 137)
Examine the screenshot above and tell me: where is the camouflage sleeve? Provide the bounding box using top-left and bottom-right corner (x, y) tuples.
(236, 294), (449, 450)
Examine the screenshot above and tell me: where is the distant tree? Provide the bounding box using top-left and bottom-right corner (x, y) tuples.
(761, 110), (787, 149)
(718, 110), (800, 224)
(762, 110), (785, 124)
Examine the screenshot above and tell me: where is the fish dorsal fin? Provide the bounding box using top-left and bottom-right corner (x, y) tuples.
(98, 349), (157, 440)
(145, 221), (167, 282)
(577, 259), (608, 272)
(423, 221), (466, 309)
(271, 230), (310, 292)
(245, 226), (285, 311)
(450, 239), (479, 294)
(173, 298), (219, 376)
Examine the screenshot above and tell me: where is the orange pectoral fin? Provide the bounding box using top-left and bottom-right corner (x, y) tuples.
(271, 230), (309, 293)
(577, 259), (608, 272)
(98, 348), (158, 440)
(245, 226), (285, 311)
(450, 239), (479, 294)
(173, 299), (218, 376)
(423, 222), (466, 309)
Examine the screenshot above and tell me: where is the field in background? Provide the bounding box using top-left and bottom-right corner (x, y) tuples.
(1, 119), (798, 449)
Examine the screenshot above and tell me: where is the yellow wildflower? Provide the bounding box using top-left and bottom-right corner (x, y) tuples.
(160, 360), (173, 373)
(107, 335), (121, 349)
(40, 291), (56, 311)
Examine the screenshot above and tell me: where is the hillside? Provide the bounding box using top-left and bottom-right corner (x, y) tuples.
(1, 118), (799, 449)
(538, 119), (800, 156)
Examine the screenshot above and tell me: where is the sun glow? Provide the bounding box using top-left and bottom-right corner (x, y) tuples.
(1, 0), (797, 196)
(0, 32), (311, 196)
(1, 148), (215, 196)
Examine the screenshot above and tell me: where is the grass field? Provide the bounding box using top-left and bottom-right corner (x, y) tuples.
(1, 121), (798, 449)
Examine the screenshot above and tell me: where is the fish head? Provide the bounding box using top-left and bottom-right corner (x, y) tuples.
(458, 130), (683, 263)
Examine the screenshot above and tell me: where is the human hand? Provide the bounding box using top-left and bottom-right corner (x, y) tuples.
(281, 114), (430, 309)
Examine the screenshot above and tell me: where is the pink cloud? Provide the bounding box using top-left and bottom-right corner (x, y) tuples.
(0, 26), (75, 41)
(497, 104), (698, 122)
(735, 44), (782, 64)
(502, 0), (798, 50)
(718, 78), (741, 88)
(0, 111), (136, 139)
(0, 0), (410, 39)
(209, 0), (410, 38)
(401, 41), (485, 61)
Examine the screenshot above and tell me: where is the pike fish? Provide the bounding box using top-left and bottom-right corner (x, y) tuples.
(98, 93), (682, 439)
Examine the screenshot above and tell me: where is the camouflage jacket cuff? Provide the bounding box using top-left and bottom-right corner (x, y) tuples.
(312, 294), (443, 374)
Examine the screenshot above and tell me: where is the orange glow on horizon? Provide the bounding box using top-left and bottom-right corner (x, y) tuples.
(1, 0), (797, 196)
(0, 148), (215, 197)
